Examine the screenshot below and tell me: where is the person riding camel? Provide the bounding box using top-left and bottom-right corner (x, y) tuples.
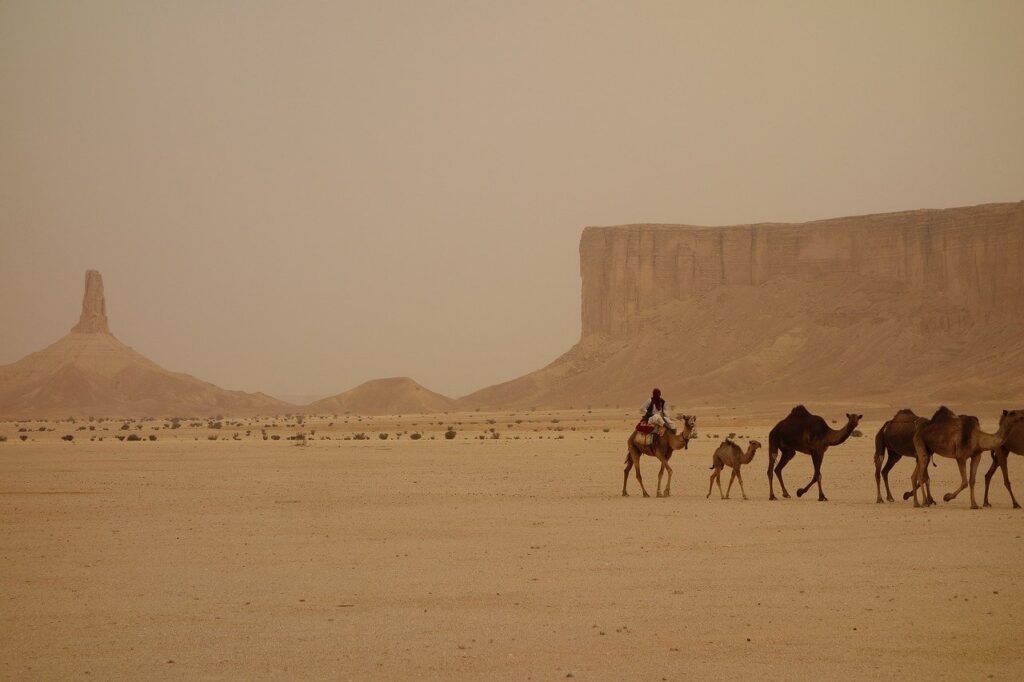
(641, 388), (676, 433)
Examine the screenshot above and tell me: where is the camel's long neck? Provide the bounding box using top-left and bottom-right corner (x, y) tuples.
(669, 426), (691, 449)
(742, 445), (758, 464)
(979, 421), (1016, 450)
(826, 420), (856, 447)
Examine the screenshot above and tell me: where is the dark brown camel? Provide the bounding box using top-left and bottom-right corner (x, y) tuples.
(622, 415), (696, 498)
(983, 409), (1024, 509)
(909, 407), (1024, 509)
(874, 409), (934, 505)
(767, 406), (862, 501)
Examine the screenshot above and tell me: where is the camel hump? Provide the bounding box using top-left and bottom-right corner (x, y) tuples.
(789, 404), (811, 418)
(961, 415), (979, 447)
(892, 408), (918, 421)
(931, 406), (956, 421)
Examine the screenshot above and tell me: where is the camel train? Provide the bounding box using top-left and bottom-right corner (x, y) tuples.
(625, 405), (1024, 509)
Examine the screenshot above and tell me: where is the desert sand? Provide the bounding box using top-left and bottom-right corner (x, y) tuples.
(2, 408), (1022, 680)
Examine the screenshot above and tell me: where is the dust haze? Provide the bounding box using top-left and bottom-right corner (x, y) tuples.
(2, 1), (1023, 401)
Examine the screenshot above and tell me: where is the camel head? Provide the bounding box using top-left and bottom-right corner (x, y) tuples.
(680, 415), (697, 449)
(999, 409), (1024, 434)
(846, 413), (864, 428)
(749, 439), (762, 452)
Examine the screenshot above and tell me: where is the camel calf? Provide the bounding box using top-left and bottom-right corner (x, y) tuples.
(708, 439), (761, 500)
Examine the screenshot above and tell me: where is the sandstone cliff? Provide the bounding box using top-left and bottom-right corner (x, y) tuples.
(461, 202), (1024, 409)
(0, 271), (291, 418)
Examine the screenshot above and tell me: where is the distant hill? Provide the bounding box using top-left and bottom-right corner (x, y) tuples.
(0, 271), (291, 419)
(305, 377), (456, 415)
(458, 202), (1024, 409)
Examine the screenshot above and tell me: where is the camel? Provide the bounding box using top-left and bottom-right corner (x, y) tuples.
(982, 409), (1024, 509)
(874, 409), (935, 505)
(909, 407), (1024, 509)
(767, 406), (862, 502)
(622, 415), (696, 498)
(707, 439), (761, 500)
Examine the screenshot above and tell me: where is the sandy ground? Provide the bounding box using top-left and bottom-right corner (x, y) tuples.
(1, 409), (1022, 680)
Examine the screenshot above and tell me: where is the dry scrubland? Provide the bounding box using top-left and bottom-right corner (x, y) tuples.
(2, 407), (1023, 680)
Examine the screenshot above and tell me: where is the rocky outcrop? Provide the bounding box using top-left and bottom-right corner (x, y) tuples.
(461, 202), (1024, 409)
(71, 270), (111, 334)
(0, 270), (291, 418)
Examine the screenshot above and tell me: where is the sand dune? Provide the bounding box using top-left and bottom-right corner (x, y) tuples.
(306, 376), (456, 415)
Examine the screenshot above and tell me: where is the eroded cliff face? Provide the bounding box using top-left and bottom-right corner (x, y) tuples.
(462, 202), (1024, 409)
(580, 203), (1024, 339)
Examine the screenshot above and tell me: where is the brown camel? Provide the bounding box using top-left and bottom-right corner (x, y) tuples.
(707, 439), (761, 500)
(983, 409), (1024, 509)
(767, 405), (862, 501)
(622, 415), (696, 498)
(874, 409), (935, 505)
(909, 407), (1024, 509)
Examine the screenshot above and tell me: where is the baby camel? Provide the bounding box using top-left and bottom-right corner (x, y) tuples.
(707, 439), (762, 500)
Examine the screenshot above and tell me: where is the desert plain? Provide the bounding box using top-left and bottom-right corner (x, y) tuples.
(2, 406), (1022, 680)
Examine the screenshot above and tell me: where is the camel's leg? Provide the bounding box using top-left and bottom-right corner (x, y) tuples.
(944, 457), (969, 503)
(909, 434), (929, 508)
(874, 448), (886, 504)
(775, 450), (797, 499)
(633, 453), (650, 498)
(655, 454), (671, 497)
(725, 467), (738, 499)
(983, 452), (999, 507)
(969, 452), (981, 510)
(716, 467), (726, 499)
(922, 459), (935, 506)
(623, 453), (634, 497)
(984, 449), (1016, 508)
(998, 456), (1020, 509)
(707, 465), (720, 499)
(798, 451), (826, 501)
(736, 467), (748, 500)
(880, 451), (900, 503)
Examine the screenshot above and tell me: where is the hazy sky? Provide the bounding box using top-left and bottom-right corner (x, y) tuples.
(2, 1), (1023, 401)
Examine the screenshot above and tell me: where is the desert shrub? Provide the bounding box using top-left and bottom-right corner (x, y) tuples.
(116, 435), (125, 441)
(19, 435), (27, 442)
(148, 435), (157, 441)
(410, 432), (422, 440)
(0, 436), (6, 442)
(127, 434), (141, 441)
(852, 429), (864, 438)
(444, 428), (457, 440)
(209, 421), (223, 429)
(61, 435), (74, 441)
(120, 423), (130, 430)
(378, 433), (389, 440)
(603, 428), (610, 433)
(270, 434), (281, 440)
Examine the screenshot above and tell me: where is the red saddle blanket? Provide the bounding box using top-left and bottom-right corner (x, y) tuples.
(635, 422), (655, 434)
